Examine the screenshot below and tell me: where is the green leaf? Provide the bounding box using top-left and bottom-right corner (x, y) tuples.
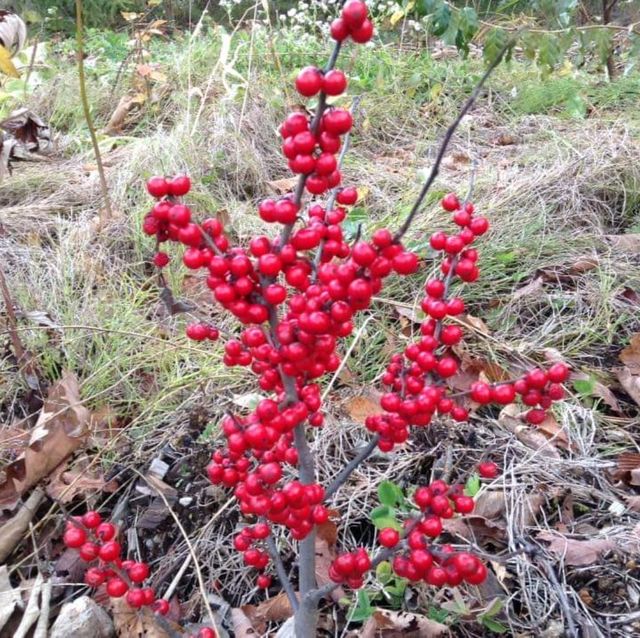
(495, 250), (517, 264)
(350, 590), (375, 622)
(415, 0), (440, 17)
(591, 28), (614, 66)
(481, 617), (509, 633)
(432, 3), (451, 37)
(373, 516), (402, 531)
(371, 504), (393, 520)
(464, 473), (481, 497)
(564, 92), (587, 119)
(375, 561), (392, 584)
(573, 377), (595, 396)
(384, 584), (406, 597)
(483, 28), (508, 65)
(483, 598), (504, 618)
(458, 6), (478, 40)
(378, 480), (403, 507)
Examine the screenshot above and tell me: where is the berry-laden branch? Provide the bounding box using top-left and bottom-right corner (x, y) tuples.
(136, 3), (571, 637)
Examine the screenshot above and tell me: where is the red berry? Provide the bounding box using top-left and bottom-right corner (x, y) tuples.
(82, 511), (102, 529)
(526, 368), (548, 389)
(63, 526), (87, 548)
(425, 566), (447, 586)
(295, 66), (323, 97)
(153, 599), (170, 615)
(323, 70), (347, 95)
(547, 362), (569, 383)
(350, 19), (374, 43)
(126, 588), (145, 608)
(478, 461), (498, 479)
(257, 574), (272, 589)
(98, 541), (122, 562)
(342, 1), (368, 28)
(430, 232), (447, 251)
(84, 567), (106, 587)
(455, 495), (475, 514)
(330, 18), (350, 41)
(153, 252), (170, 268)
(379, 528), (400, 548)
(492, 384), (516, 404)
(106, 577), (128, 598)
(167, 175), (191, 197)
(96, 522), (117, 541)
(548, 383), (564, 400)
(198, 629), (217, 638)
(128, 562), (150, 583)
(436, 357), (458, 378)
(146, 176), (168, 198)
(337, 187), (358, 206)
(526, 408), (546, 425)
(441, 193), (460, 211)
(79, 542), (99, 561)
(186, 323), (208, 341)
(470, 381), (492, 404)
(469, 216), (489, 236)
(323, 109), (353, 135)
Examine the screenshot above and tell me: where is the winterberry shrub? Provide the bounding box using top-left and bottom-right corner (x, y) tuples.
(138, 2), (567, 635)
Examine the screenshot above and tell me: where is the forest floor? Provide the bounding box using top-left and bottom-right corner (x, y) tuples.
(1, 18), (640, 638)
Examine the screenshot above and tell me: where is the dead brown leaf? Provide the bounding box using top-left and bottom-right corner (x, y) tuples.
(442, 151), (470, 171)
(46, 462), (118, 503)
(458, 314), (490, 335)
(620, 334), (640, 374)
(498, 405), (562, 458)
(536, 414), (572, 450)
(104, 93), (146, 135)
(568, 256), (599, 275)
(536, 531), (616, 566)
(266, 177), (298, 195)
(624, 495), (640, 512)
(111, 597), (181, 637)
(395, 304), (423, 324)
(231, 607), (258, 636)
(472, 490), (546, 527)
(345, 394), (381, 424)
(615, 367), (640, 407)
(241, 592), (292, 635)
(442, 514), (506, 543)
(493, 133), (517, 146)
(512, 276), (544, 301)
(605, 234), (640, 253)
(360, 609), (449, 638)
(0, 372), (91, 510)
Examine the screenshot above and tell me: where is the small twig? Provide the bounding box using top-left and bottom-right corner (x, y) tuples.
(266, 535), (299, 611)
(324, 435), (379, 500)
(393, 40), (515, 241)
(130, 468), (219, 632)
(75, 0), (113, 223)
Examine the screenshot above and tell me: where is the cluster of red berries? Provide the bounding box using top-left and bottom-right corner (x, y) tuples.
(361, 194), (569, 451)
(328, 547), (372, 589)
(384, 479), (485, 587)
(62, 511), (169, 615)
(330, 1), (374, 44)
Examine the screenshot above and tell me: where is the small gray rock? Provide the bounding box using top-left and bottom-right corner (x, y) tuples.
(50, 596), (114, 638)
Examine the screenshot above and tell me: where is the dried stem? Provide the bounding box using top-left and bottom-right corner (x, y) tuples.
(393, 41), (514, 241)
(75, 0), (113, 223)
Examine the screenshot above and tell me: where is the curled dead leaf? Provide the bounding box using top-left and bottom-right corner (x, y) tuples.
(46, 462), (118, 504)
(266, 177), (298, 195)
(345, 394), (381, 424)
(0, 372), (91, 510)
(242, 592), (293, 635)
(360, 608), (449, 638)
(620, 334), (640, 374)
(536, 531), (616, 566)
(442, 514), (506, 543)
(498, 405), (562, 459)
(111, 597), (182, 637)
(512, 276), (544, 301)
(615, 367), (640, 408)
(570, 371), (621, 413)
